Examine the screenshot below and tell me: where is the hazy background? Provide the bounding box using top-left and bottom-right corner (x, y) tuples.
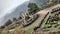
(0, 0), (29, 26)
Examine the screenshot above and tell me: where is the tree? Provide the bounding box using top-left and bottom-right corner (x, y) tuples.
(0, 25), (5, 29)
(4, 19), (12, 26)
(39, 3), (47, 10)
(13, 18), (17, 21)
(28, 3), (39, 14)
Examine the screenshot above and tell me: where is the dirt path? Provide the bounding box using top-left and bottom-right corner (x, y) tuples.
(8, 4), (60, 32)
(23, 4), (60, 30)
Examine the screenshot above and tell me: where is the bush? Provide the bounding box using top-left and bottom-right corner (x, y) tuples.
(4, 19), (12, 26)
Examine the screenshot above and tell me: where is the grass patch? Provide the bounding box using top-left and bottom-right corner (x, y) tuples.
(44, 24), (51, 28)
(1, 30), (8, 34)
(51, 12), (57, 16)
(26, 28), (33, 34)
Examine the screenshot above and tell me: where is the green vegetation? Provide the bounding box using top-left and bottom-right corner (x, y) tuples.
(1, 0), (60, 34)
(4, 19), (12, 26)
(45, 24), (51, 28)
(26, 28), (33, 34)
(41, 12), (50, 28)
(13, 18), (17, 21)
(1, 30), (8, 34)
(28, 3), (39, 14)
(47, 0), (60, 6)
(39, 0), (60, 10)
(44, 11), (60, 29)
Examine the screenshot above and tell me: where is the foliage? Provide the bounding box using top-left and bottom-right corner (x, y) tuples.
(13, 18), (17, 21)
(28, 3), (39, 14)
(39, 0), (60, 10)
(47, 0), (60, 6)
(4, 19), (12, 26)
(0, 25), (5, 29)
(39, 3), (47, 10)
(1, 30), (8, 34)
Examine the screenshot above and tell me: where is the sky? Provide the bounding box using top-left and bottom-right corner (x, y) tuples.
(0, 0), (29, 24)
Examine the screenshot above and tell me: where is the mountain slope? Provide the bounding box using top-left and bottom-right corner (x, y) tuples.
(0, 1), (29, 26)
